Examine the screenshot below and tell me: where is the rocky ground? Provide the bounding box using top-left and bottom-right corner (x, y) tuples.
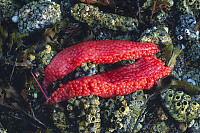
(0, 0), (200, 132)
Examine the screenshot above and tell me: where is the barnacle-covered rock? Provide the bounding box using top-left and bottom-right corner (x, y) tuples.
(52, 95), (101, 132)
(70, 3), (138, 31)
(138, 26), (172, 46)
(175, 15), (199, 41)
(185, 42), (200, 64)
(101, 90), (147, 132)
(181, 66), (200, 86)
(176, 0), (200, 18)
(161, 89), (200, 122)
(0, 0), (16, 20)
(37, 45), (57, 66)
(74, 62), (99, 78)
(73, 62), (116, 79)
(16, 1), (61, 34)
(183, 68), (200, 86)
(27, 45), (57, 71)
(73, 59), (135, 79)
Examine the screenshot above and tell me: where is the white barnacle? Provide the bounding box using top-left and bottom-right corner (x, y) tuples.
(164, 26), (169, 33)
(12, 15), (18, 23)
(153, 26), (157, 30)
(196, 30), (199, 36)
(145, 29), (151, 34)
(35, 22), (41, 29)
(187, 79), (196, 85)
(177, 35), (183, 40)
(110, 19), (115, 25)
(82, 13), (86, 17)
(85, 6), (90, 12)
(185, 29), (190, 35)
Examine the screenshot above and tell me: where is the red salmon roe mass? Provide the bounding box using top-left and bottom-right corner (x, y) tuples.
(47, 56), (171, 104)
(42, 40), (158, 89)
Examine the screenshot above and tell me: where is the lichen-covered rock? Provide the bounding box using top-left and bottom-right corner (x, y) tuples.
(70, 3), (138, 31)
(101, 90), (147, 132)
(16, 1), (61, 34)
(161, 89), (200, 122)
(138, 26), (172, 46)
(175, 15), (199, 41)
(0, 0), (16, 20)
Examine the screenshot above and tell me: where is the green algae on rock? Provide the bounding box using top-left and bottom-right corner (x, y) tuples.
(16, 1), (61, 34)
(70, 3), (138, 31)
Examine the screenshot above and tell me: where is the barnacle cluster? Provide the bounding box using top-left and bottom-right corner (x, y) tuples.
(70, 3), (138, 31)
(0, 0), (16, 20)
(16, 1), (61, 34)
(176, 0), (200, 18)
(138, 26), (172, 46)
(101, 90), (147, 132)
(175, 15), (199, 41)
(161, 89), (200, 122)
(52, 95), (101, 132)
